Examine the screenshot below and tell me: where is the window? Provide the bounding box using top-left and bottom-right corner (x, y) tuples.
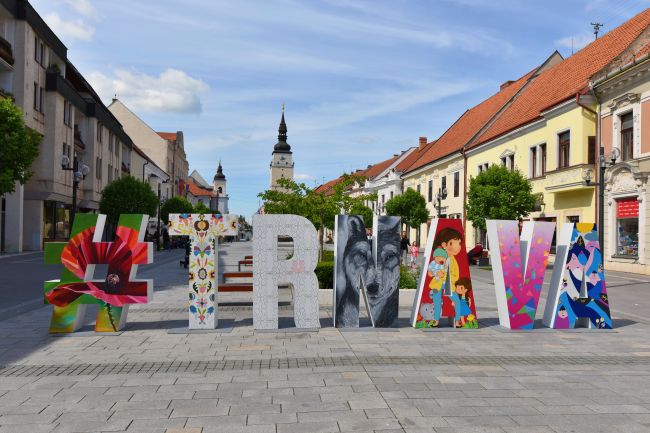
(33, 82), (38, 111)
(441, 176), (447, 195)
(108, 164), (113, 183)
(34, 36), (38, 63)
(416, 184), (421, 194)
(40, 42), (45, 66)
(501, 154), (514, 170)
(62, 142), (70, 161)
(97, 123), (103, 143)
(96, 157), (102, 180)
(108, 132), (113, 153)
(588, 136), (596, 165)
(621, 112), (633, 161)
(428, 180), (433, 202)
(39, 87), (44, 114)
(115, 141), (120, 157)
(478, 163), (488, 173)
(453, 172), (459, 197)
(63, 101), (72, 127)
(530, 147), (537, 178)
(540, 144), (547, 175)
(390, 191), (393, 200)
(558, 131), (570, 168)
(616, 198), (639, 257)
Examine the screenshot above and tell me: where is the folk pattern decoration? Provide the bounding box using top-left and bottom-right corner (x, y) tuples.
(544, 223), (612, 329)
(168, 213), (239, 329)
(44, 214), (153, 333)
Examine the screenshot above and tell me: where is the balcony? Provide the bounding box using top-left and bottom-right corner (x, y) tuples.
(539, 164), (595, 193)
(0, 35), (13, 66)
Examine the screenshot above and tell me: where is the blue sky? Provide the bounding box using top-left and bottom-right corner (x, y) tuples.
(31, 0), (649, 218)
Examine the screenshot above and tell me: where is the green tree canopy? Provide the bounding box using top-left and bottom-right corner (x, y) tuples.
(193, 201), (210, 214)
(385, 188), (429, 232)
(99, 176), (159, 225)
(160, 196), (194, 224)
(258, 176), (376, 252)
(0, 98), (41, 196)
(465, 164), (536, 231)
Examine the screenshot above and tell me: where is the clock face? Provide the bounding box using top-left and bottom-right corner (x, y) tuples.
(280, 156), (285, 161)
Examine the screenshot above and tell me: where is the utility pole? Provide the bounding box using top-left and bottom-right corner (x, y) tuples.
(591, 22), (604, 39)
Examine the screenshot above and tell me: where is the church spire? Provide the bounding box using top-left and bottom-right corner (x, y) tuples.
(214, 159), (225, 181)
(274, 103), (291, 154)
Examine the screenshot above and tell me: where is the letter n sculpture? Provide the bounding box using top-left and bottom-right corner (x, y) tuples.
(44, 214), (153, 333)
(168, 213), (239, 329)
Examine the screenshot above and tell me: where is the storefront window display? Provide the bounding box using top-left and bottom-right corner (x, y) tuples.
(616, 198), (639, 257)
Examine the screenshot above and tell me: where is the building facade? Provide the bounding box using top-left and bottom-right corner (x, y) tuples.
(0, 0), (134, 251)
(595, 40), (650, 274)
(108, 99), (189, 198)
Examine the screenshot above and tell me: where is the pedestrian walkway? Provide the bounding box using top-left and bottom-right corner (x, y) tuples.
(1, 241), (650, 432)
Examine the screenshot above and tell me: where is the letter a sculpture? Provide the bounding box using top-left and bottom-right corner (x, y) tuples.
(44, 214), (153, 333)
(168, 213), (239, 329)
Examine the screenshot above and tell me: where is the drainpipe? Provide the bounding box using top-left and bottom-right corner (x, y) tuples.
(461, 147), (468, 236)
(142, 160), (149, 182)
(576, 89), (601, 244)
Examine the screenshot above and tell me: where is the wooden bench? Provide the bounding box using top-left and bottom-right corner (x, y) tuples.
(238, 259), (253, 272)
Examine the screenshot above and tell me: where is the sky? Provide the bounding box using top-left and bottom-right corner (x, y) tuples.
(30, 0), (650, 218)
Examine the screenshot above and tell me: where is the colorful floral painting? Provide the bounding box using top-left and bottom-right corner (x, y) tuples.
(44, 214), (153, 333)
(487, 220), (555, 330)
(544, 223), (612, 329)
(168, 213), (239, 329)
(411, 219), (478, 329)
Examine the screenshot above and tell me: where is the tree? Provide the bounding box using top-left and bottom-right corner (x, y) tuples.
(0, 98), (41, 196)
(160, 196), (194, 224)
(99, 176), (159, 225)
(193, 201), (210, 214)
(385, 188), (429, 233)
(258, 176), (376, 256)
(465, 164), (536, 231)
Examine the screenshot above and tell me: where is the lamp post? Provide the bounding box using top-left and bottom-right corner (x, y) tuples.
(582, 147), (620, 250)
(436, 187), (447, 218)
(61, 155), (89, 228)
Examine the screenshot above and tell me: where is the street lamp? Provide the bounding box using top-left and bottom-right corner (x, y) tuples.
(61, 155), (89, 227)
(436, 187), (447, 218)
(582, 147), (620, 250)
(150, 173), (169, 251)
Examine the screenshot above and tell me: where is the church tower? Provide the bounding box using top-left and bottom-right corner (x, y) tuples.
(211, 160), (229, 214)
(270, 105), (294, 191)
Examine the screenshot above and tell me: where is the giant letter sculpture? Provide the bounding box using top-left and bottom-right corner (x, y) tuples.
(252, 214), (320, 330)
(44, 214), (153, 333)
(543, 223), (612, 329)
(487, 220), (555, 329)
(411, 218), (478, 329)
(168, 213), (239, 329)
(333, 215), (401, 328)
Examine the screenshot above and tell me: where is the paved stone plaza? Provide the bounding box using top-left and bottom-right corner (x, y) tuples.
(1, 242), (650, 433)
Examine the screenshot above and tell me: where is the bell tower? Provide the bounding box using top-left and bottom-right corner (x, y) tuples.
(211, 160), (229, 214)
(270, 104), (294, 191)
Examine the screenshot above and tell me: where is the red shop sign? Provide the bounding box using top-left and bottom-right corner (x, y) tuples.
(617, 198), (639, 218)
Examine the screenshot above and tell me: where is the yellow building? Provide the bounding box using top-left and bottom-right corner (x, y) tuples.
(464, 12), (649, 250)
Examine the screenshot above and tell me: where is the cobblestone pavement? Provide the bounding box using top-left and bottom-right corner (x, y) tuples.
(1, 242), (650, 432)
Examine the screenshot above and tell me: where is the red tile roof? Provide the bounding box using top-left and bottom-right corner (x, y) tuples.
(396, 141), (436, 172)
(157, 132), (177, 141)
(405, 68), (536, 173)
(474, 9), (650, 147)
(187, 177), (213, 197)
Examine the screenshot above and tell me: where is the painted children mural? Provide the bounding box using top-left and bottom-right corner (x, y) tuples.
(411, 219), (478, 329)
(544, 223), (612, 329)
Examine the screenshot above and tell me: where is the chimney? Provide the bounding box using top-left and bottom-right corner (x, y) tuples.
(419, 136), (427, 149)
(500, 80), (515, 90)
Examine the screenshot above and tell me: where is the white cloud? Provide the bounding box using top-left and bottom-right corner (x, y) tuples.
(62, 0), (96, 18)
(555, 32), (595, 52)
(294, 173), (316, 181)
(87, 69), (210, 114)
(43, 12), (95, 42)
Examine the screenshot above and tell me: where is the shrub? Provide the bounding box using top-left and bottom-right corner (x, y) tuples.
(321, 250), (334, 262)
(160, 196), (194, 223)
(100, 176), (158, 225)
(399, 265), (417, 289)
(315, 261), (334, 289)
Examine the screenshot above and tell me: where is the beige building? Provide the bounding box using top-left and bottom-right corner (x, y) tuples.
(594, 42), (650, 274)
(0, 0), (135, 251)
(108, 99), (188, 198)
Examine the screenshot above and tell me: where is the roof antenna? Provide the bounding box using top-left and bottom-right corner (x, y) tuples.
(591, 22), (604, 40)
(571, 37), (574, 55)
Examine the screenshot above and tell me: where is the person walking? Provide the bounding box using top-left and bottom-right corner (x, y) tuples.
(400, 231), (410, 264)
